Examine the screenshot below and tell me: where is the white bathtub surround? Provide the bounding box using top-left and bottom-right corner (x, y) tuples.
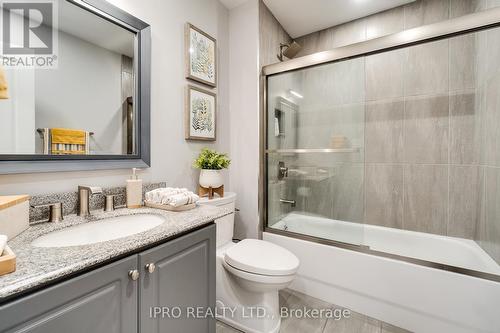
(199, 169), (224, 188)
(272, 213), (500, 275)
(264, 216), (500, 333)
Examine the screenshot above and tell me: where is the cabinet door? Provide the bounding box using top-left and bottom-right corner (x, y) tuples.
(139, 224), (216, 333)
(0, 256), (138, 333)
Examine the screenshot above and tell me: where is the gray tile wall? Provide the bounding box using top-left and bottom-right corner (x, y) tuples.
(261, 0), (500, 264)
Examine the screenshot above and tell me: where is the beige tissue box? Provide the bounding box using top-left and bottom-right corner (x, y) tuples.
(0, 195), (30, 240)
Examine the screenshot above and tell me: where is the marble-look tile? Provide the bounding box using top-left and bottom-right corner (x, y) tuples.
(365, 164), (403, 229)
(449, 34), (476, 91)
(481, 29), (500, 85)
(279, 288), (293, 307)
(450, 0), (486, 17)
(294, 32), (321, 58)
(365, 6), (404, 40)
(475, 166), (487, 246)
(299, 58), (365, 110)
(488, 0), (500, 9)
(332, 163), (364, 223)
(280, 290), (331, 333)
(216, 321), (242, 333)
(365, 49), (404, 101)
(482, 74), (500, 167)
(381, 322), (413, 333)
(404, 40), (449, 96)
(450, 92), (479, 165)
(304, 176), (335, 219)
(323, 311), (381, 333)
(298, 103), (365, 153)
(404, 95), (449, 164)
(259, 1), (291, 67)
(403, 165), (448, 235)
(330, 18), (366, 49)
(483, 167), (500, 264)
(404, 0), (449, 29)
(268, 180), (286, 226)
(449, 166), (480, 239)
(365, 99), (404, 163)
(292, 18), (366, 57)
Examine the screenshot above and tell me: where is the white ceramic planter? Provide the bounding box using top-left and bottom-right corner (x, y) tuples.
(199, 169), (224, 188)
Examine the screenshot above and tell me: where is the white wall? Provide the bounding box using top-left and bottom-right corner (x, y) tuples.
(35, 31), (123, 155)
(228, 0), (260, 239)
(0, 68), (35, 155)
(0, 0), (230, 195)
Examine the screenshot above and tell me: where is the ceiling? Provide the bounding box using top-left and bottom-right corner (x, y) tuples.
(262, 0), (415, 38)
(59, 0), (135, 57)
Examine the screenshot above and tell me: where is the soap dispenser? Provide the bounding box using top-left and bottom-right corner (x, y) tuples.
(126, 168), (143, 208)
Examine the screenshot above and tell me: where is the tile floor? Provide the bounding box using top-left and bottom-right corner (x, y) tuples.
(216, 289), (412, 333)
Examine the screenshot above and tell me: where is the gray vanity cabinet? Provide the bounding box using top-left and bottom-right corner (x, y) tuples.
(0, 224), (216, 333)
(139, 224), (216, 333)
(0, 256), (138, 333)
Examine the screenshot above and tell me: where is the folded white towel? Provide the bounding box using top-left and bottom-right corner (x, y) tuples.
(145, 188), (198, 207)
(0, 235), (7, 255)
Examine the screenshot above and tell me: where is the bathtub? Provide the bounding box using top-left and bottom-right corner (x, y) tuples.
(264, 212), (500, 333)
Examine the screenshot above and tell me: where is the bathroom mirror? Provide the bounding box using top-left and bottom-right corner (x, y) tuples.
(0, 0), (151, 174)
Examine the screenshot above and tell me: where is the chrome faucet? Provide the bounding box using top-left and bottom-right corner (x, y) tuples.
(78, 186), (103, 217)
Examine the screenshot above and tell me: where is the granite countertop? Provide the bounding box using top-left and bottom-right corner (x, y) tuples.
(0, 205), (230, 301)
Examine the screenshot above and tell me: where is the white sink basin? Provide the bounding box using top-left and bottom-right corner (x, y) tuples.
(32, 214), (165, 248)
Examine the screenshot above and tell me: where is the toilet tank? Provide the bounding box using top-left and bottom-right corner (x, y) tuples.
(198, 192), (236, 247)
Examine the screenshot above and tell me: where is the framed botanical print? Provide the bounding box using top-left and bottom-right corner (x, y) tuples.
(185, 85), (216, 141)
(185, 23), (217, 87)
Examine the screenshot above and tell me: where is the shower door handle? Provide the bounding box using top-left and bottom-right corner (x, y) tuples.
(280, 199), (296, 207)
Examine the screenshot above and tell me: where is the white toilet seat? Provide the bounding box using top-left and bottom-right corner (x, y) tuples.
(224, 239), (299, 276)
(222, 259), (296, 285)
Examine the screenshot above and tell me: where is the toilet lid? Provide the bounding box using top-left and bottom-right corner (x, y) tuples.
(224, 239), (299, 276)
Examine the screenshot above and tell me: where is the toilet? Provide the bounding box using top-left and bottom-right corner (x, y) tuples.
(198, 193), (299, 333)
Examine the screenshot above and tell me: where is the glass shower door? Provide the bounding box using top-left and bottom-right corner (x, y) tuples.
(266, 59), (366, 247)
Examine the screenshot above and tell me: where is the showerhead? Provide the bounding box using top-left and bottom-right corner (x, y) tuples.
(278, 41), (302, 61)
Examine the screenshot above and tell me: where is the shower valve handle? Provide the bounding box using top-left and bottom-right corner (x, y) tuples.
(278, 161), (288, 179)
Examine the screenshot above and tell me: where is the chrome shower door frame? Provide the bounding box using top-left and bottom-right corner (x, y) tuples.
(260, 7), (500, 283)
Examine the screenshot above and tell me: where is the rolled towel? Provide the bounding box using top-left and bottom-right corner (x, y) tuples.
(159, 189), (191, 205)
(168, 192), (200, 207)
(145, 187), (199, 207)
(146, 187), (188, 204)
(0, 235), (7, 255)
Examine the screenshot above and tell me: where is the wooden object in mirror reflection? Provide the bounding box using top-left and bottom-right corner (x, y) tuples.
(0, 245), (16, 276)
(37, 128), (92, 155)
(0, 195), (30, 240)
(198, 185), (224, 199)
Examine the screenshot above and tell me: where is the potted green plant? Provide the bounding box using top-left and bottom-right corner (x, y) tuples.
(193, 148), (231, 188)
